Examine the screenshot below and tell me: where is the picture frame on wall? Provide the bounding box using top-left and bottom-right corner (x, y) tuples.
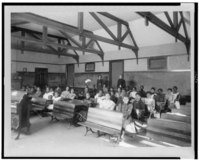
(148, 56), (167, 70)
(85, 62), (95, 72)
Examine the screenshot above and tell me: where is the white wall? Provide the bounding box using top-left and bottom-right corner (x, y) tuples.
(12, 62), (65, 73)
(124, 59), (148, 72)
(61, 42), (190, 73)
(12, 49), (67, 73)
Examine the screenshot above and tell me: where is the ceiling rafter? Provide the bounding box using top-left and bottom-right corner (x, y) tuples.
(11, 21), (30, 26)
(98, 12), (129, 27)
(59, 30), (82, 48)
(26, 31), (61, 56)
(90, 12), (117, 41)
(137, 12), (190, 60)
(12, 35), (104, 55)
(11, 43), (78, 58)
(11, 13), (138, 56)
(90, 12), (139, 62)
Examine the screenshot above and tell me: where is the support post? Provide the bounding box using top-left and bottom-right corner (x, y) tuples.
(78, 12), (83, 41)
(117, 22), (122, 50)
(42, 26), (48, 49)
(173, 12), (178, 42)
(21, 31), (25, 54)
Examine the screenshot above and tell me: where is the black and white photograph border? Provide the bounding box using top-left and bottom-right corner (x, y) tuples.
(2, 2), (197, 159)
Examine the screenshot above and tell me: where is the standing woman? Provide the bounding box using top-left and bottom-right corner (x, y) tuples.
(117, 75), (126, 89)
(96, 75), (103, 91)
(173, 86), (181, 109)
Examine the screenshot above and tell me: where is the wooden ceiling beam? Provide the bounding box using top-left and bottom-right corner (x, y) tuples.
(12, 13), (138, 52)
(12, 35), (103, 55)
(164, 12), (174, 28)
(137, 12), (189, 43)
(83, 31), (138, 51)
(12, 13), (93, 35)
(90, 12), (117, 41)
(78, 12), (84, 41)
(98, 12), (129, 27)
(59, 30), (81, 48)
(11, 44), (77, 58)
(12, 26), (69, 41)
(11, 21), (30, 26)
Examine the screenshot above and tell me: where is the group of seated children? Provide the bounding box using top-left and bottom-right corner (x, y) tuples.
(23, 84), (180, 117)
(20, 83), (181, 138)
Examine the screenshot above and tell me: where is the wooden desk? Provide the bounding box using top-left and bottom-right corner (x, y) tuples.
(52, 99), (88, 125)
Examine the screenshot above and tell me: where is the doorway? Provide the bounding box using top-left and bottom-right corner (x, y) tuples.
(35, 68), (48, 90)
(67, 64), (75, 87)
(109, 60), (124, 88)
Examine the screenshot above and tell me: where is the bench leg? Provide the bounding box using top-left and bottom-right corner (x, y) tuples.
(84, 127), (94, 136)
(97, 131), (101, 137)
(26, 123), (31, 135)
(15, 127), (21, 140)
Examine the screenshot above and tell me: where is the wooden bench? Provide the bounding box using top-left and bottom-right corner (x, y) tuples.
(31, 97), (52, 114)
(51, 101), (76, 125)
(78, 107), (123, 141)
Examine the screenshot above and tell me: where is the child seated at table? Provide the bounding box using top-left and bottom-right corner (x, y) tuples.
(43, 87), (54, 100)
(47, 91), (61, 110)
(155, 88), (166, 113)
(68, 88), (76, 100)
(94, 89), (104, 103)
(120, 93), (146, 139)
(98, 93), (115, 111)
(83, 93), (95, 107)
(165, 88), (174, 110)
(61, 86), (70, 99)
(129, 87), (137, 100)
(172, 86), (181, 109)
(33, 87), (42, 97)
(144, 91), (155, 118)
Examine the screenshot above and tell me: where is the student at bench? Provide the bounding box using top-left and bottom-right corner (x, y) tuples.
(83, 92), (95, 107)
(61, 86), (70, 99)
(131, 92), (146, 122)
(47, 91), (61, 110)
(121, 93), (146, 139)
(144, 91), (155, 118)
(121, 97), (134, 138)
(165, 88), (174, 110)
(155, 88), (166, 113)
(68, 88), (76, 100)
(98, 93), (115, 110)
(94, 89), (104, 103)
(33, 87), (42, 98)
(172, 86), (181, 109)
(43, 87), (53, 100)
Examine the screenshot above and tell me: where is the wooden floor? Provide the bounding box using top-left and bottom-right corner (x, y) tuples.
(5, 114), (193, 157)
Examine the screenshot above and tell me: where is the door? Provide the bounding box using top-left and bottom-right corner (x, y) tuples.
(110, 60), (124, 88)
(35, 68), (48, 90)
(67, 64), (74, 87)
